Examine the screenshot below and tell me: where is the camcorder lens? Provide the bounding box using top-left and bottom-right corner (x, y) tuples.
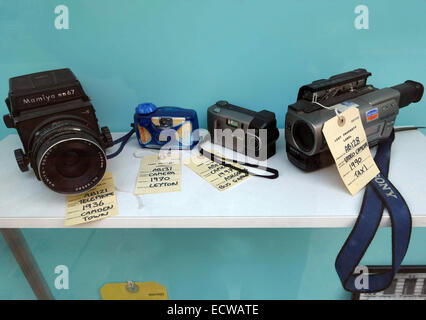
(292, 121), (315, 153)
(35, 124), (107, 194)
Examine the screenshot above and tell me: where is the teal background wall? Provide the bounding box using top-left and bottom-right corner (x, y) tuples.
(1, 228), (426, 299)
(0, 0), (425, 299)
(0, 0), (425, 137)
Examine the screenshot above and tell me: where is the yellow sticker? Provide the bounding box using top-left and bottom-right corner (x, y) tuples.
(184, 153), (250, 191)
(65, 172), (118, 226)
(134, 153), (181, 195)
(137, 125), (152, 144)
(172, 117), (185, 127)
(322, 107), (380, 195)
(176, 121), (192, 143)
(100, 281), (168, 300)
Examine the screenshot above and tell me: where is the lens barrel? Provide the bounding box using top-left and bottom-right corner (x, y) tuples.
(33, 121), (107, 194)
(292, 120), (315, 153)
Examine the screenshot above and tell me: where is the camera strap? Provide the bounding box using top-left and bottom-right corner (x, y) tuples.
(197, 135), (279, 179)
(107, 129), (279, 178)
(335, 128), (414, 293)
(106, 128), (135, 159)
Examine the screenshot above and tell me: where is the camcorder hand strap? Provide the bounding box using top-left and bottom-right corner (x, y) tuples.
(335, 129), (413, 293)
(197, 136), (279, 179)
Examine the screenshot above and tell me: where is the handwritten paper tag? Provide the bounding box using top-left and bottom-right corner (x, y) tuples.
(100, 281), (168, 300)
(185, 154), (250, 191)
(322, 107), (380, 195)
(65, 172), (118, 226)
(134, 153), (181, 195)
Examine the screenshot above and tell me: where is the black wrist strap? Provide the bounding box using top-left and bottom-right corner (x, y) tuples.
(197, 136), (279, 179)
(106, 127), (135, 159)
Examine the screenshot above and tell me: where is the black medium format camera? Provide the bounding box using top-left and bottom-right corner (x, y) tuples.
(207, 101), (279, 160)
(285, 69), (424, 171)
(3, 68), (113, 194)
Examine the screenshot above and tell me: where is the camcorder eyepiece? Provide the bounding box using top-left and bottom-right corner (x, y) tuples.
(391, 80), (424, 108)
(3, 68), (113, 194)
(285, 69), (424, 171)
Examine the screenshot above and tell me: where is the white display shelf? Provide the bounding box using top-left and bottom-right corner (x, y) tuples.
(0, 129), (424, 228)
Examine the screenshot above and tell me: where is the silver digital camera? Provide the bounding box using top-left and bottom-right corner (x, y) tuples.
(285, 69), (424, 171)
(207, 100), (279, 160)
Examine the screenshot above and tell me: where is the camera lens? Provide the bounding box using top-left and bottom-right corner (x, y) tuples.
(292, 121), (315, 153)
(56, 149), (90, 178)
(34, 121), (106, 194)
(159, 117), (173, 127)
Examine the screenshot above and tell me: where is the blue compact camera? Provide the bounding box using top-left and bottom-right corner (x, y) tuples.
(134, 103), (199, 149)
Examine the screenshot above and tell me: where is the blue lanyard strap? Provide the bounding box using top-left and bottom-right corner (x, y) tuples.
(106, 128), (135, 159)
(335, 130), (412, 293)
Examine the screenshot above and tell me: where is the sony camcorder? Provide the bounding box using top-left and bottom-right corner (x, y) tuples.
(3, 68), (113, 194)
(285, 69), (424, 171)
(207, 100), (279, 160)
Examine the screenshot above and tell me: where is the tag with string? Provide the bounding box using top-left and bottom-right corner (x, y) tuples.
(185, 152), (250, 191)
(321, 107), (380, 195)
(100, 281), (168, 300)
(65, 172), (118, 226)
(134, 153), (182, 195)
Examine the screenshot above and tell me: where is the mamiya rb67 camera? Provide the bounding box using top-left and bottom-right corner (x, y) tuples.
(285, 69), (424, 171)
(207, 100), (279, 160)
(3, 68), (113, 194)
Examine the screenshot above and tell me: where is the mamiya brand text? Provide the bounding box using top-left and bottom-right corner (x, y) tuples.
(20, 88), (79, 107)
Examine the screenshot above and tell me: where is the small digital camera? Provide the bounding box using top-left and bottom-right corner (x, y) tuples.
(134, 103), (199, 149)
(285, 69), (424, 171)
(207, 100), (279, 160)
(3, 68), (113, 194)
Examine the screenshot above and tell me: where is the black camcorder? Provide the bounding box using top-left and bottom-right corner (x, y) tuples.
(285, 69), (424, 171)
(3, 68), (113, 194)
